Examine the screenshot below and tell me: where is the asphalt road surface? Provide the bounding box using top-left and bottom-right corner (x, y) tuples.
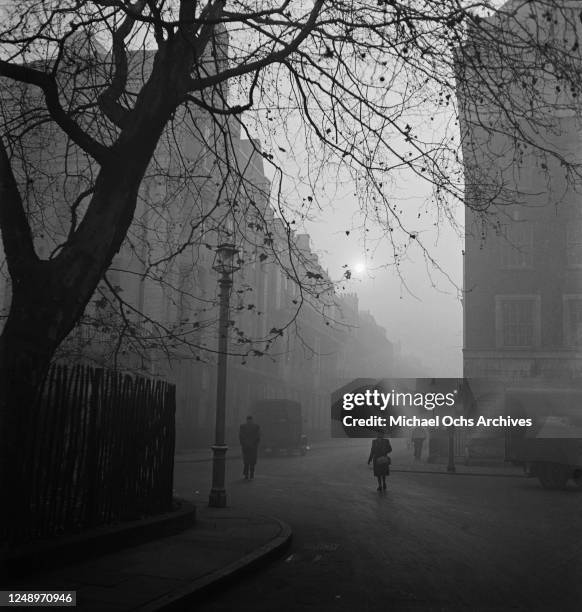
(174, 439), (582, 611)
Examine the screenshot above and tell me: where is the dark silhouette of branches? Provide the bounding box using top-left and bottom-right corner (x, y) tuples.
(0, 0), (580, 400)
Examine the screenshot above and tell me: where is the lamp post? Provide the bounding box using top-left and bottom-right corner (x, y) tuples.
(209, 243), (240, 508)
(447, 382), (463, 474)
(447, 425), (456, 473)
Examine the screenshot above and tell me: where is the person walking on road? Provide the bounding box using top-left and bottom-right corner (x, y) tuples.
(411, 426), (427, 461)
(368, 430), (392, 491)
(239, 416), (261, 480)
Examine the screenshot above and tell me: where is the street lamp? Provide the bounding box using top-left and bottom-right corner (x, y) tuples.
(447, 425), (456, 473)
(209, 243), (240, 508)
(447, 381), (464, 474)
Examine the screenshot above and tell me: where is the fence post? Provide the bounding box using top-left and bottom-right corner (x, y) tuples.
(164, 382), (177, 510)
(85, 367), (103, 527)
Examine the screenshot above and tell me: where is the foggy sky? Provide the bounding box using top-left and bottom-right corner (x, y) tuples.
(304, 180), (464, 378)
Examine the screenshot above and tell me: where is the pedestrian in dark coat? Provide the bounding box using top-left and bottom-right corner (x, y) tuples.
(368, 430), (392, 491)
(239, 416), (261, 479)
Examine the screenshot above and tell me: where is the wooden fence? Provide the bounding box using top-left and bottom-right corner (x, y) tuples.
(7, 364), (176, 542)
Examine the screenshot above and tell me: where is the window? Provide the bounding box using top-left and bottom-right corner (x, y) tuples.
(563, 296), (582, 346)
(499, 221), (533, 269)
(178, 265), (193, 322)
(495, 295), (541, 348)
(274, 270), (282, 310)
(502, 301), (533, 346)
(197, 267), (208, 299)
(566, 223), (582, 267)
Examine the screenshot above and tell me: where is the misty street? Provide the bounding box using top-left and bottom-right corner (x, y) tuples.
(175, 441), (582, 611)
(4, 4), (582, 612)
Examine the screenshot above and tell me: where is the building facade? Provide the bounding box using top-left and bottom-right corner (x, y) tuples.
(460, 1), (582, 382)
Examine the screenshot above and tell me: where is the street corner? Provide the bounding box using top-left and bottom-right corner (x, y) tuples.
(137, 512), (292, 611)
(196, 506), (291, 536)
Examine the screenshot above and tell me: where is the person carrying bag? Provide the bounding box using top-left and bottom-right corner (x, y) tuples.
(368, 430), (392, 491)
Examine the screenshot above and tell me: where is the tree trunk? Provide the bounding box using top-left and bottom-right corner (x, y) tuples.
(0, 34), (196, 545)
(0, 171), (144, 544)
(0, 154), (171, 544)
(0, 316), (55, 545)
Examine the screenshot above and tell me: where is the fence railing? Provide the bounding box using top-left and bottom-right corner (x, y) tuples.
(7, 363), (176, 542)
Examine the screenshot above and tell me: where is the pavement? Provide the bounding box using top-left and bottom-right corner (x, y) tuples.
(391, 456), (525, 477)
(175, 439), (525, 479)
(3, 440), (523, 611)
(4, 507), (292, 611)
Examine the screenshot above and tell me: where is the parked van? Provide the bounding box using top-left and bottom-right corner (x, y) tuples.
(505, 387), (582, 489)
(251, 399), (308, 455)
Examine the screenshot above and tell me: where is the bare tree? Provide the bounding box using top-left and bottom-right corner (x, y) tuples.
(1, 0), (581, 532)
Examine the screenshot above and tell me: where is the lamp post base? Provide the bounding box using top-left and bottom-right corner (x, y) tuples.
(208, 444), (229, 508)
(208, 489), (227, 507)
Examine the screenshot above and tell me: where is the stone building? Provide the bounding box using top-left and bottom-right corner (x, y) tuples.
(460, 0), (582, 382)
(335, 293), (395, 383)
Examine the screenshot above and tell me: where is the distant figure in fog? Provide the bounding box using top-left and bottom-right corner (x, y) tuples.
(239, 416), (261, 480)
(368, 430), (392, 491)
(411, 426), (427, 461)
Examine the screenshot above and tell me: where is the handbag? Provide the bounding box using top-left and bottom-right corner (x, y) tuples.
(376, 455), (390, 466)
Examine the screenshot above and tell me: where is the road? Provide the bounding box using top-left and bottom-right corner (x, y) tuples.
(174, 439), (582, 611)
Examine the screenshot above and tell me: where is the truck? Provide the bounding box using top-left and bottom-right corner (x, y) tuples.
(504, 387), (582, 490)
(251, 399), (308, 456)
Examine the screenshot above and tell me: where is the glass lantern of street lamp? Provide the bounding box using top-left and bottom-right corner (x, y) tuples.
(212, 243), (241, 275)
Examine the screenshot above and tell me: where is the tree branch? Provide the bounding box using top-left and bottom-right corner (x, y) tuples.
(185, 67), (260, 115)
(0, 137), (38, 277)
(97, 0), (148, 128)
(179, 0), (227, 56)
(189, 0), (324, 91)
(0, 61), (110, 163)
